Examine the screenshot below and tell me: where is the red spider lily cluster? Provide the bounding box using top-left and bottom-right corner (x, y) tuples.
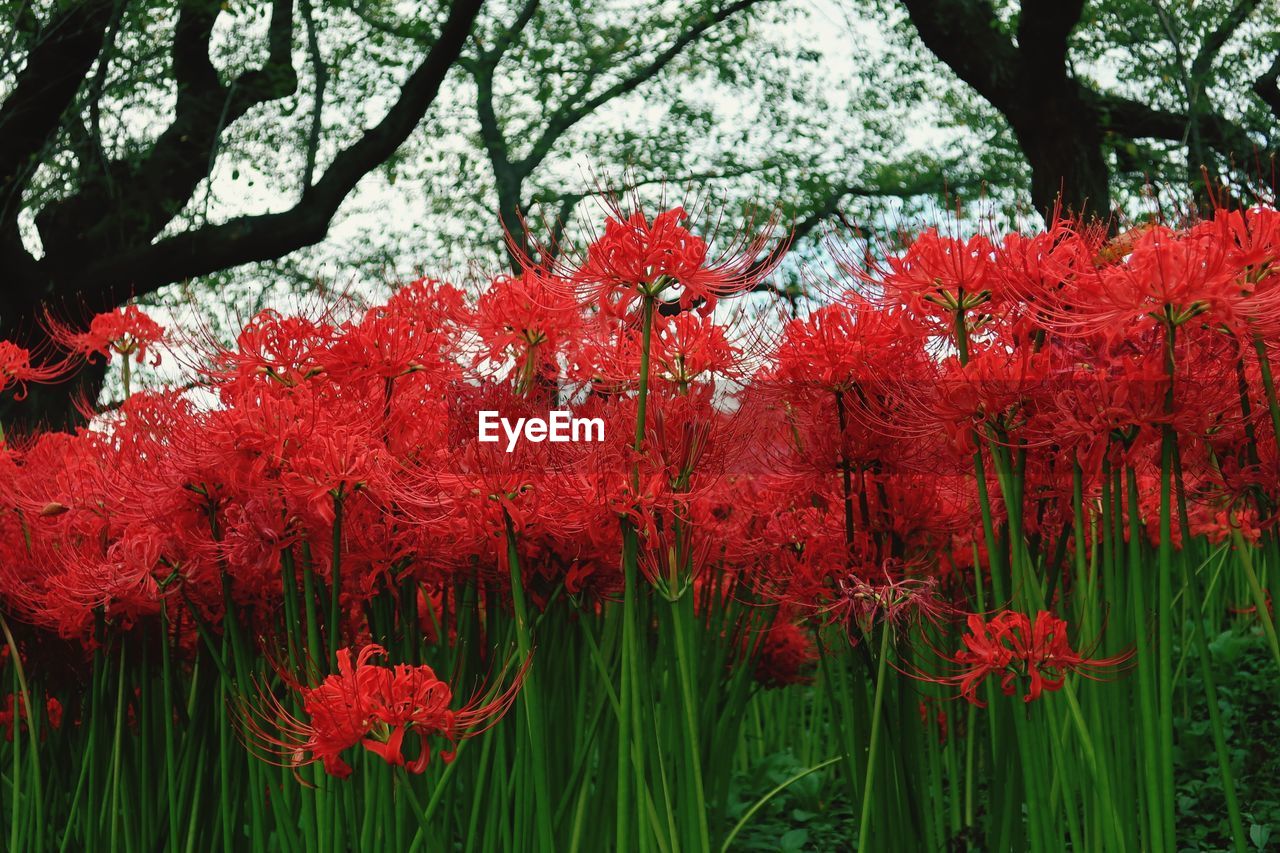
(0, 200), (1278, 791)
(0, 197), (1274, 850)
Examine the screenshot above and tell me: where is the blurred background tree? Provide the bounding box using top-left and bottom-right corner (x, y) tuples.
(1, 0), (1277, 424)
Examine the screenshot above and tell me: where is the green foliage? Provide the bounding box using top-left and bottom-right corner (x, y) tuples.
(725, 747), (854, 852)
(1176, 628), (1280, 852)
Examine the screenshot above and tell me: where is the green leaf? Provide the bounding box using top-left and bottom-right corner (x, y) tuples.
(780, 827), (809, 850)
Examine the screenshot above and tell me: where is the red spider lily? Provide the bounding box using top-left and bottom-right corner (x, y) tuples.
(324, 278), (468, 386)
(0, 694), (66, 741)
(0, 340), (68, 400)
(48, 305), (165, 364)
(474, 268), (580, 393)
(768, 297), (911, 392)
(559, 203), (782, 313)
(918, 346), (1052, 452)
(830, 566), (951, 640)
(750, 620), (818, 689)
(1018, 221), (1243, 340)
(207, 309), (337, 387)
(938, 610), (1130, 707)
(648, 312), (742, 388)
(250, 644), (525, 778)
(6, 206), (1280, 720)
(851, 229), (999, 324)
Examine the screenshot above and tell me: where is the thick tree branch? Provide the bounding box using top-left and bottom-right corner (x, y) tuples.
(0, 0), (116, 224)
(899, 0), (1021, 111)
(35, 0), (298, 260)
(527, 165), (781, 208)
(300, 0), (327, 191)
(1254, 52), (1280, 123)
(1095, 91), (1259, 156)
(1190, 0), (1261, 81)
(68, 0), (484, 308)
(1016, 0), (1085, 87)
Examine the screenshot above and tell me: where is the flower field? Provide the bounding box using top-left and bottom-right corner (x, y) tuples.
(1, 202), (1279, 851)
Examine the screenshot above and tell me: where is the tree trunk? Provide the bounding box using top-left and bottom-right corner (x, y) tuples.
(1009, 91), (1112, 222)
(495, 169), (530, 274)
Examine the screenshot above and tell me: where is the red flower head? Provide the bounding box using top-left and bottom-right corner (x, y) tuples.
(751, 620), (818, 689)
(649, 312), (741, 388)
(474, 268), (580, 392)
(565, 203), (782, 314)
(831, 565), (950, 641)
(0, 341), (67, 399)
(252, 644), (524, 778)
(942, 610), (1129, 707)
(851, 229), (998, 326)
(52, 305), (165, 364)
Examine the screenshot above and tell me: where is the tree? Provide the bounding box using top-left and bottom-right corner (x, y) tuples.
(890, 0), (1278, 221)
(342, 0), (971, 277)
(0, 0), (484, 428)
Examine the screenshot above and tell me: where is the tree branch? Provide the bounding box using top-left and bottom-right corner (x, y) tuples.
(0, 0), (116, 225)
(1094, 90), (1258, 156)
(774, 174), (949, 258)
(526, 165), (781, 207)
(69, 0), (485, 308)
(1016, 0), (1086, 88)
(1190, 0), (1261, 82)
(480, 0), (540, 64)
(898, 0), (1021, 111)
(300, 0), (327, 191)
(518, 0), (770, 173)
(1254, 52), (1280, 123)
(36, 0), (299, 260)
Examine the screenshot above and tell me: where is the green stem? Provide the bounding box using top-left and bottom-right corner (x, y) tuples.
(856, 624), (892, 853)
(330, 492), (344, 668)
(618, 295), (656, 853)
(1184, 535), (1249, 852)
(503, 512), (554, 852)
(1, 612), (40, 851)
(159, 607), (180, 853)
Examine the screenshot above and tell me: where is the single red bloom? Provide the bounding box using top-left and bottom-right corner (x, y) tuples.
(50, 305), (165, 364)
(0, 341), (67, 398)
(252, 644), (524, 778)
(565, 204), (782, 313)
(850, 229), (999, 323)
(474, 268), (580, 391)
(751, 620), (818, 689)
(944, 610), (1129, 707)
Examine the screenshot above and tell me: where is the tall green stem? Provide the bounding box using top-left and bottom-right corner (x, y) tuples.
(856, 625), (892, 853)
(617, 296), (656, 853)
(504, 512), (554, 851)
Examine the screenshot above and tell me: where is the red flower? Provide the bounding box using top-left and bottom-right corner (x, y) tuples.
(255, 644), (524, 778)
(565, 204), (781, 313)
(51, 305), (165, 364)
(0, 340), (67, 399)
(942, 610), (1128, 707)
(852, 229), (999, 323)
(751, 620), (817, 689)
(474, 268), (580, 392)
(832, 569), (949, 639)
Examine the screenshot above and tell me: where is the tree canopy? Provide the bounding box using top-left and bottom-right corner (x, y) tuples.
(1, 0), (1278, 424)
